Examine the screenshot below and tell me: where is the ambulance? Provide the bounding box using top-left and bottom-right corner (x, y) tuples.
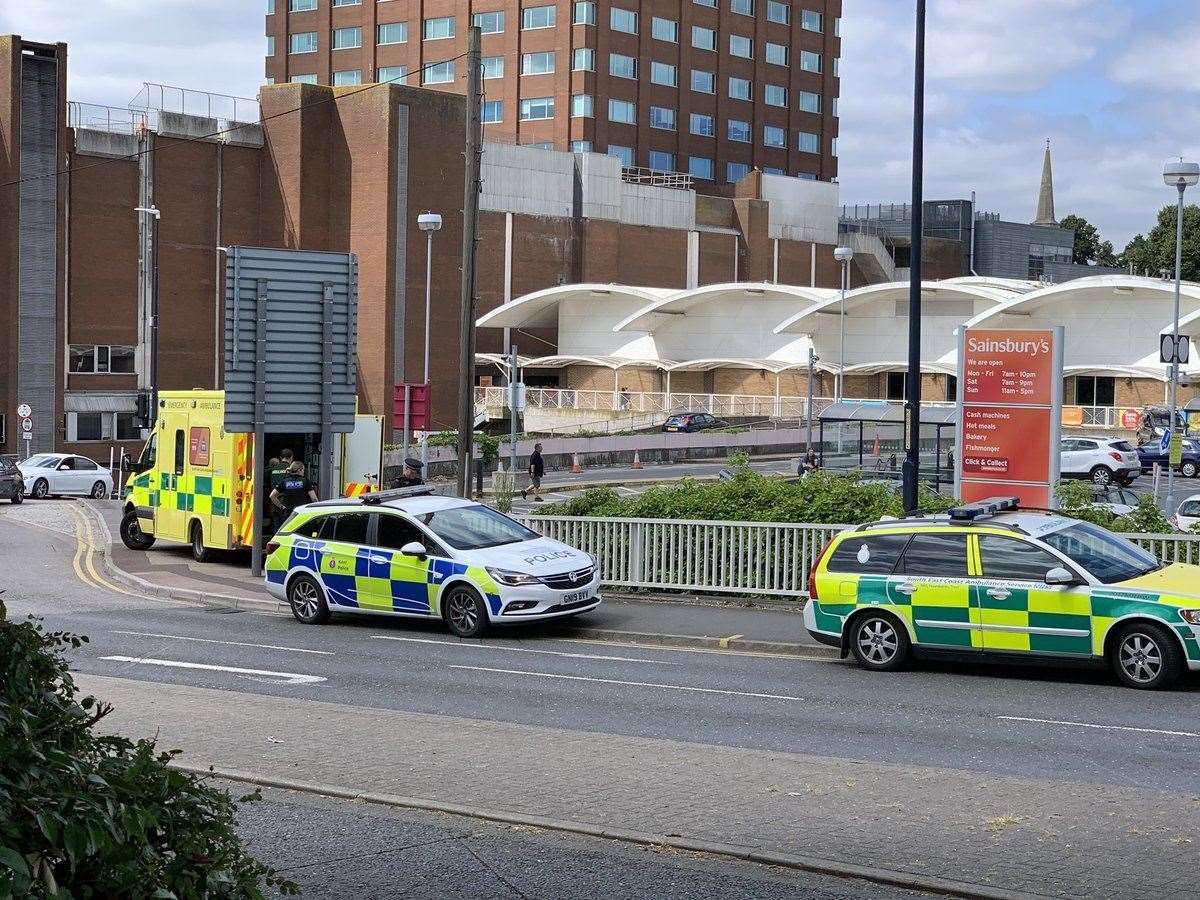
(120, 390), (383, 561)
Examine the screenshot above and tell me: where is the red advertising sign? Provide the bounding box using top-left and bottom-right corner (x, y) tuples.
(957, 327), (1062, 509)
(1120, 409), (1141, 431)
(393, 383), (431, 432)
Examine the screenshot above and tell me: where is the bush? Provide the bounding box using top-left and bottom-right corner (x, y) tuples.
(1056, 480), (1175, 534)
(0, 599), (296, 899)
(421, 431), (500, 465)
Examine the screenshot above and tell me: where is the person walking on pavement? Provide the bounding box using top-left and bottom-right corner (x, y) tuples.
(393, 457), (425, 488)
(522, 442), (545, 502)
(270, 460), (318, 521)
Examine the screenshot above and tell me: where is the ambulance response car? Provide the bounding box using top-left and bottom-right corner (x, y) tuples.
(121, 390), (383, 561)
(264, 488), (602, 637)
(805, 497), (1200, 689)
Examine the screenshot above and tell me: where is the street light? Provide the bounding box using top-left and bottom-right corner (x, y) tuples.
(1162, 159), (1199, 512)
(135, 205), (161, 419)
(417, 211), (443, 467)
(833, 246), (854, 400)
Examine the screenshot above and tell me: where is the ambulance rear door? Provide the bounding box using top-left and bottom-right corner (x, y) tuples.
(340, 414), (384, 496)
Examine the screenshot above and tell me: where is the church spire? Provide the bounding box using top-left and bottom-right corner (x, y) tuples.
(1033, 139), (1056, 226)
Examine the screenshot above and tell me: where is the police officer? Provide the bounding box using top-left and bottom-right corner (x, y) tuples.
(393, 458), (425, 488)
(270, 461), (318, 519)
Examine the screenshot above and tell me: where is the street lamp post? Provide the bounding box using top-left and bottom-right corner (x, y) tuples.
(833, 246), (854, 400)
(902, 0), (927, 514)
(417, 211), (443, 467)
(1163, 159), (1199, 512)
(135, 205), (161, 418)
(806, 347), (819, 452)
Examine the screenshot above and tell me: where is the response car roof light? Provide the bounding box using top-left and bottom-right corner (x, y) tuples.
(947, 496), (1020, 522)
(360, 487), (436, 505)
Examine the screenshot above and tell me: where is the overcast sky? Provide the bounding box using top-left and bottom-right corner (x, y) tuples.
(3, 0), (1196, 247)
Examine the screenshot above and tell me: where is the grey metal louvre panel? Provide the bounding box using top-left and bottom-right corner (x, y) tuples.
(222, 247), (359, 433)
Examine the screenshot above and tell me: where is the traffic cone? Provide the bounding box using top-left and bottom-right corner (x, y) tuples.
(572, 452), (583, 474)
(631, 449), (644, 469)
(872, 434), (881, 457)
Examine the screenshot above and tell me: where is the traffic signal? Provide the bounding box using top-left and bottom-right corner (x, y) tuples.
(135, 392), (151, 428)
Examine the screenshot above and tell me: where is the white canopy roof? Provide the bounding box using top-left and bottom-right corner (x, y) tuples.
(475, 284), (675, 329)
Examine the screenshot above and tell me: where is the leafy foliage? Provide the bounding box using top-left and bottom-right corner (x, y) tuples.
(0, 599), (296, 899)
(422, 431), (501, 464)
(1059, 213), (1118, 267)
(1120, 203), (1200, 281)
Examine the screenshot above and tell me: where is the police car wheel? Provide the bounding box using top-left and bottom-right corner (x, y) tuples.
(444, 585), (489, 638)
(287, 574), (330, 624)
(849, 613), (910, 672)
(119, 510), (155, 550)
(1109, 623), (1182, 690)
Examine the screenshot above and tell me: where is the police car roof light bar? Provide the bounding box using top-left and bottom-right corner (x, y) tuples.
(946, 496), (1020, 522)
(360, 486), (436, 505)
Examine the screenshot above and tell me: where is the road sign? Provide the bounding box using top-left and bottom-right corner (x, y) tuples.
(16, 403), (31, 418)
(1160, 334), (1190, 365)
(21, 417), (33, 434)
(1120, 409), (1141, 430)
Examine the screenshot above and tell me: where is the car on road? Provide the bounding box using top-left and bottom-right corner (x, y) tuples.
(662, 412), (728, 433)
(1136, 436), (1200, 479)
(1081, 485), (1140, 516)
(17, 453), (112, 500)
(1059, 437), (1140, 486)
(265, 487), (602, 637)
(805, 496), (1200, 689)
(0, 456), (24, 504)
(1173, 495), (1200, 533)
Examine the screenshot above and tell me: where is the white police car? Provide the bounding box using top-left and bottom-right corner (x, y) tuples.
(264, 488), (602, 637)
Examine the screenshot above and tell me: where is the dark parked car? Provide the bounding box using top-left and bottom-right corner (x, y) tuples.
(662, 412), (728, 433)
(1137, 436), (1200, 478)
(0, 456), (24, 504)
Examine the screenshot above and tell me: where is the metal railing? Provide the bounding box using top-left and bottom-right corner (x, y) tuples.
(515, 515), (1200, 598)
(128, 82), (261, 124)
(68, 101), (149, 134)
(621, 166), (694, 190)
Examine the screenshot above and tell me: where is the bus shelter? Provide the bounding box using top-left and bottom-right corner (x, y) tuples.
(817, 401), (958, 490)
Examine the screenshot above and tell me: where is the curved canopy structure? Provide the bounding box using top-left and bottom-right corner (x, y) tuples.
(773, 280), (1010, 335)
(612, 282), (835, 334)
(475, 284), (675, 329)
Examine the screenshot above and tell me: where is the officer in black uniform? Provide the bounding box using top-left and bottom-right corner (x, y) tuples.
(393, 458), (425, 488)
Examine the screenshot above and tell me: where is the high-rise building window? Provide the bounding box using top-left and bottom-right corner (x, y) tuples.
(481, 56), (504, 79)
(522, 51), (556, 75)
(731, 0), (753, 15)
(482, 100), (503, 123)
(609, 145), (635, 166)
(573, 48), (595, 71)
(763, 166), (784, 175)
(690, 69), (715, 93)
(571, 93), (594, 117)
(267, 0), (276, 13)
(650, 61), (678, 87)
(729, 34), (753, 58)
(332, 26), (361, 49)
(423, 16), (455, 40)
(266, 36), (275, 56)
(832, 97), (839, 116)
(766, 42), (788, 66)
(522, 5), (556, 29)
(377, 23), (407, 45)
(766, 0), (789, 24)
(289, 32), (318, 54)
(423, 61), (455, 84)
(694, 0), (717, 7)
(799, 90), (821, 113)
(800, 50), (822, 73)
(764, 84), (787, 107)
(833, 57), (840, 76)
(571, 140), (594, 153)
(648, 150), (676, 172)
(689, 112), (714, 136)
(290, 73), (318, 83)
(801, 9), (823, 32)
(763, 124), (786, 147)
(727, 162), (750, 182)
(377, 65), (407, 84)
(728, 76), (752, 101)
(520, 96), (555, 120)
(333, 69), (361, 85)
(727, 119), (751, 142)
(573, 1), (596, 25)
(692, 26), (716, 51)
(649, 106), (677, 130)
(333, 0), (361, 5)
(290, 0), (316, 11)
(610, 7), (638, 33)
(652, 17), (678, 42)
(609, 52), (637, 79)
(608, 98), (636, 124)
(688, 156), (714, 180)
(473, 11), (505, 34)
(798, 130), (820, 153)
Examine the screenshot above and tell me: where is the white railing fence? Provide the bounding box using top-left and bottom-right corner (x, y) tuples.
(515, 515), (1200, 599)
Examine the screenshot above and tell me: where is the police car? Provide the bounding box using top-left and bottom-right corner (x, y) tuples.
(264, 488), (601, 637)
(805, 497), (1200, 689)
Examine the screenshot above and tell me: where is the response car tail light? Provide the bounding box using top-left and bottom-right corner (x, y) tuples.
(808, 538), (836, 601)
(265, 541), (280, 555)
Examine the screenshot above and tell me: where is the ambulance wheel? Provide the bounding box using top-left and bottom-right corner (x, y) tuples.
(1108, 622), (1182, 690)
(849, 611), (910, 672)
(190, 522), (211, 563)
(444, 584), (489, 638)
(119, 510), (155, 550)
(287, 573), (330, 625)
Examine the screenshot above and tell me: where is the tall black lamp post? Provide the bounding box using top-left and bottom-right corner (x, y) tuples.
(902, 0), (926, 513)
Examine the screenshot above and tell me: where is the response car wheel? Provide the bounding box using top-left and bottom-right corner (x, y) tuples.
(90, 481), (108, 499)
(1089, 466), (1114, 486)
(190, 522), (211, 563)
(31, 478), (49, 499)
(1108, 622), (1182, 690)
(444, 585), (489, 638)
(287, 573), (330, 624)
(1181, 461), (1198, 478)
(849, 612), (910, 672)
(119, 510), (155, 550)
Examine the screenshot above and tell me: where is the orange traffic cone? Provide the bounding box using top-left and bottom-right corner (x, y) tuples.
(872, 434), (881, 457)
(631, 450), (644, 469)
(572, 452), (583, 474)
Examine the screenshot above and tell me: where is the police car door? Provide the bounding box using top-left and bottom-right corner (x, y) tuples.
(895, 532), (982, 650)
(366, 511), (436, 615)
(973, 534), (1092, 656)
(316, 512), (372, 608)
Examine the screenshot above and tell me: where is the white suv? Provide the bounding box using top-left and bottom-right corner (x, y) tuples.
(1060, 437), (1140, 486)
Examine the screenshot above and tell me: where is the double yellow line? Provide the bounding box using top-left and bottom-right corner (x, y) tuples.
(67, 505), (142, 597)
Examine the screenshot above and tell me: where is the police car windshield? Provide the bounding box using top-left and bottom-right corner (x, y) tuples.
(1041, 522), (1161, 584)
(417, 505), (540, 550)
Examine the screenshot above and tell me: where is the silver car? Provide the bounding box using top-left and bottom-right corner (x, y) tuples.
(18, 453), (113, 499)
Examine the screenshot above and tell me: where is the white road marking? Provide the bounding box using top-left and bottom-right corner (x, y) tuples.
(556, 637), (836, 662)
(450, 664), (808, 701)
(100, 656), (327, 685)
(998, 716), (1198, 738)
(113, 631), (333, 656)
(371, 635), (677, 664)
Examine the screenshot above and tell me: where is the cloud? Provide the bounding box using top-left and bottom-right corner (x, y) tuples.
(1108, 23), (1200, 93)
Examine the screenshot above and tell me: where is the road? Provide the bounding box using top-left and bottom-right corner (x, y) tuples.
(4, 501), (1199, 899)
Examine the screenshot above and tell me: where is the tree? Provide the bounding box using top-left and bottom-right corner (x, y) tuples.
(1059, 213), (1119, 267)
(1119, 204), (1200, 282)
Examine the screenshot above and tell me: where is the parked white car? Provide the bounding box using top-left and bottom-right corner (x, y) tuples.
(1059, 437), (1141, 486)
(18, 453), (113, 499)
(1173, 495), (1200, 532)
(1082, 485), (1141, 516)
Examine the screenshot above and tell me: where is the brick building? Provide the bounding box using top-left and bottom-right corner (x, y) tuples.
(1, 32), (860, 464)
(264, 0), (841, 186)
